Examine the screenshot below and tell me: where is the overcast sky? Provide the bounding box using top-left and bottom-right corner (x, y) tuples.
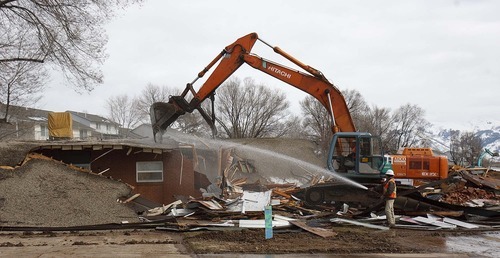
(41, 0), (500, 130)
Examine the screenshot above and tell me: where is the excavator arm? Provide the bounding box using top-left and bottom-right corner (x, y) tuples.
(242, 54), (355, 133)
(150, 32), (355, 141)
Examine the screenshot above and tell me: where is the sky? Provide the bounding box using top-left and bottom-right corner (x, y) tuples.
(40, 0), (500, 130)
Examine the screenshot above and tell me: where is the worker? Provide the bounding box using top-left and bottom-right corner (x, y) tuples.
(381, 169), (397, 227)
(344, 145), (356, 170)
(347, 145), (356, 160)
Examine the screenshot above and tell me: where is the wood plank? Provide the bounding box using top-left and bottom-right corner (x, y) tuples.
(272, 189), (291, 199)
(123, 193), (141, 203)
(330, 218), (390, 230)
(290, 220), (337, 238)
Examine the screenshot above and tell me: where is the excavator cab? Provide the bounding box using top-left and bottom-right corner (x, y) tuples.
(327, 132), (387, 184)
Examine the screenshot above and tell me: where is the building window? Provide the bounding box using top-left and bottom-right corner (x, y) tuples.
(79, 130), (88, 140)
(40, 125), (48, 137)
(96, 123), (101, 129)
(136, 161), (163, 183)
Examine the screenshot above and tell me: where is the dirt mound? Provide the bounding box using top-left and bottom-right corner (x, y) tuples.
(0, 157), (139, 227)
(0, 141), (40, 167)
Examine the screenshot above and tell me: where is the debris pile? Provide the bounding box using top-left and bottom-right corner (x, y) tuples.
(132, 167), (500, 234)
(441, 186), (498, 206)
(0, 154), (139, 227)
(0, 140), (498, 235)
(429, 169), (500, 207)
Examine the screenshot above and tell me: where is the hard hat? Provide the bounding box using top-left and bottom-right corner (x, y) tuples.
(385, 169), (395, 176)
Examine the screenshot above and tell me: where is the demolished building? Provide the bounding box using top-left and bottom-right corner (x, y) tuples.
(0, 129), (499, 234)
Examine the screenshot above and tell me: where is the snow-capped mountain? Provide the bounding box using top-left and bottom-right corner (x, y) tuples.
(423, 119), (500, 162)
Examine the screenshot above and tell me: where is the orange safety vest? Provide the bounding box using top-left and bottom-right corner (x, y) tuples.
(383, 178), (397, 199)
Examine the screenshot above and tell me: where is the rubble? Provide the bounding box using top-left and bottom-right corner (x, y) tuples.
(0, 140), (499, 245)
(129, 166), (500, 236)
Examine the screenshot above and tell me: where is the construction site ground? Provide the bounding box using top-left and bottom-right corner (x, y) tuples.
(1, 141), (499, 257)
(0, 227), (498, 257)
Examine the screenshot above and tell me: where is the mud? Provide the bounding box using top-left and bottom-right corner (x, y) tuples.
(0, 227), (497, 257)
(183, 227), (449, 254)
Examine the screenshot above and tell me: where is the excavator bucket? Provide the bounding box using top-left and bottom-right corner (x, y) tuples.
(149, 102), (184, 142)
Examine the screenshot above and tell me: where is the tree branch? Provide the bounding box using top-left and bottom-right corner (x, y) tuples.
(0, 58), (45, 63)
(0, 0), (16, 7)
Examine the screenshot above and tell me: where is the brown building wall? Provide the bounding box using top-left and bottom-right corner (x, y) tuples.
(37, 146), (204, 205)
(90, 149), (197, 205)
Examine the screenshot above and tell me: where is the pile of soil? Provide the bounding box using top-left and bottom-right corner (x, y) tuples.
(0, 156), (139, 227)
(0, 141), (40, 167)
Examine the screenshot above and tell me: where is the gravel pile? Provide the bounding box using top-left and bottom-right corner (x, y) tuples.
(0, 141), (40, 167)
(0, 156), (139, 227)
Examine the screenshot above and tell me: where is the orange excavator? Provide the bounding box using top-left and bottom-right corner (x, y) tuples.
(150, 32), (387, 187)
(149, 33), (449, 204)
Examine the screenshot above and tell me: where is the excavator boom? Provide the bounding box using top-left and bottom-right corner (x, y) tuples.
(150, 32), (354, 141)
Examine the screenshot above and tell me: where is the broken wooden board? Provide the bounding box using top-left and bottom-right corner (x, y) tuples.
(176, 219), (235, 227)
(413, 216), (456, 229)
(196, 199), (224, 210)
(123, 193), (141, 203)
(290, 220), (337, 238)
(461, 171), (500, 190)
(330, 218), (390, 230)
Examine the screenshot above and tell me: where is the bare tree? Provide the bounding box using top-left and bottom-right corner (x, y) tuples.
(106, 94), (142, 130)
(357, 105), (394, 152)
(449, 130), (483, 166)
(136, 83), (177, 121)
(386, 103), (430, 153)
(300, 88), (368, 151)
(280, 115), (306, 138)
(342, 89), (369, 128)
(215, 77), (289, 138)
(0, 0), (142, 91)
(0, 60), (47, 123)
(300, 95), (331, 150)
(357, 105), (391, 135)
